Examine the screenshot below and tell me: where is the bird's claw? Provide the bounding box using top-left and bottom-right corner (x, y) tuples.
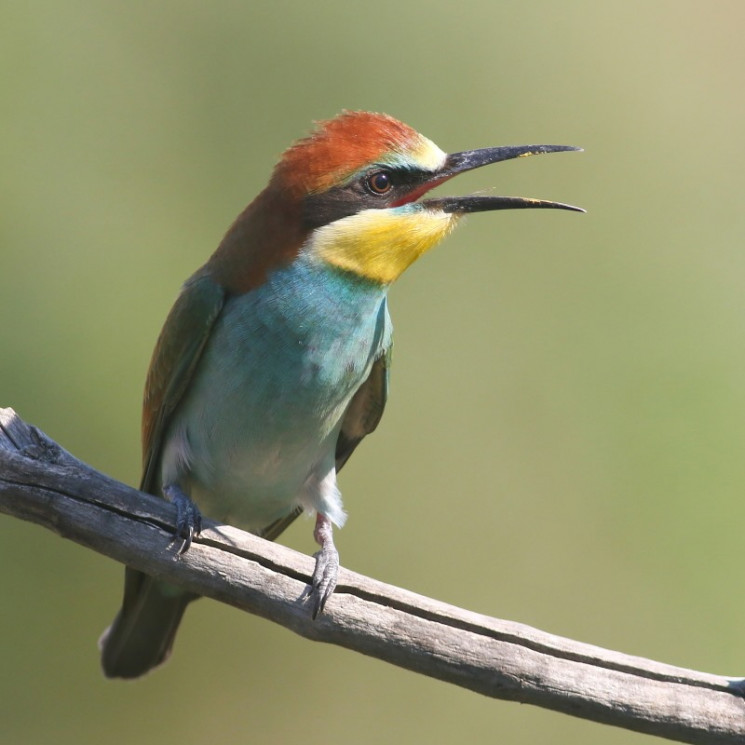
(163, 484), (202, 554)
(310, 543), (339, 619)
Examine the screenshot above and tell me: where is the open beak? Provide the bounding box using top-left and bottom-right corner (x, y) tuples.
(420, 144), (584, 214)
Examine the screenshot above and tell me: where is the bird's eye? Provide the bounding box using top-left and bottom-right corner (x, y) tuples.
(366, 171), (393, 195)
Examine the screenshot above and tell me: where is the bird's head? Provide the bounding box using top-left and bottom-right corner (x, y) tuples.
(210, 111), (582, 292)
(271, 111), (583, 284)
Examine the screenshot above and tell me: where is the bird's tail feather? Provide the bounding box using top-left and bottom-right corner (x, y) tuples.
(99, 567), (196, 679)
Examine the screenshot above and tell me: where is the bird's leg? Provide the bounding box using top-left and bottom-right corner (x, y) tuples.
(310, 513), (339, 618)
(163, 483), (202, 554)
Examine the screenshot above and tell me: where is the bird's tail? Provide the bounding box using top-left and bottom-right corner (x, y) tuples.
(99, 567), (196, 679)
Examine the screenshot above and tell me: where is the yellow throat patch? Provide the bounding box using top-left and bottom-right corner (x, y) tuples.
(312, 207), (460, 284)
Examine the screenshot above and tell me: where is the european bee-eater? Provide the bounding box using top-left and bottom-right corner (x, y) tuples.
(99, 111), (582, 678)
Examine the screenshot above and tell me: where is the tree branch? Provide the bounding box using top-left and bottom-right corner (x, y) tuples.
(0, 407), (743, 743)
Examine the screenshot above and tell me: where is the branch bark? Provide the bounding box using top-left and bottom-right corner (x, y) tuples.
(0, 407), (743, 743)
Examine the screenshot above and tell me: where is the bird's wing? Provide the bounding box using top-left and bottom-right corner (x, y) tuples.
(140, 273), (226, 494)
(335, 346), (391, 471)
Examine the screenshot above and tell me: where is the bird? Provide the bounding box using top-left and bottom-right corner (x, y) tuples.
(99, 110), (582, 678)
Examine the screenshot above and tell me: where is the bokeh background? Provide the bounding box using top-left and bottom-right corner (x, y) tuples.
(3, 2), (745, 743)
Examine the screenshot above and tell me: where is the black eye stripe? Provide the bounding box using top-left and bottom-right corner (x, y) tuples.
(303, 167), (433, 229)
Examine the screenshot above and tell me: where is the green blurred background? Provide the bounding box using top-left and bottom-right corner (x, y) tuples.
(3, 1), (745, 743)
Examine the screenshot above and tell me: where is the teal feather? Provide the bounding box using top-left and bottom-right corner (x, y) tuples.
(163, 253), (392, 529)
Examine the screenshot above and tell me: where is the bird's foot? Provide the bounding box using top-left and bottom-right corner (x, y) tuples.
(309, 513), (339, 619)
(163, 484), (202, 554)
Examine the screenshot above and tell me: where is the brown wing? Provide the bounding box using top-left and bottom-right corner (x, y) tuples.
(335, 349), (391, 470)
(140, 273), (226, 494)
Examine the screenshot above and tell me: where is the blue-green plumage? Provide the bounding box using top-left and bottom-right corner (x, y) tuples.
(163, 254), (391, 530)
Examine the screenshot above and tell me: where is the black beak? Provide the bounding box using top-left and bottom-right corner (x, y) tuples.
(420, 144), (584, 214)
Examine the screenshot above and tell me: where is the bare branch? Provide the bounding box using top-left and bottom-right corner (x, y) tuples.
(0, 407), (743, 743)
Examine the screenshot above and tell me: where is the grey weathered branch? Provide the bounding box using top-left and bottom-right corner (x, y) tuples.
(0, 407), (743, 743)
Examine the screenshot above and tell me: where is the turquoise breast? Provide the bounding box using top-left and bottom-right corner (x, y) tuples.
(161, 253), (391, 530)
